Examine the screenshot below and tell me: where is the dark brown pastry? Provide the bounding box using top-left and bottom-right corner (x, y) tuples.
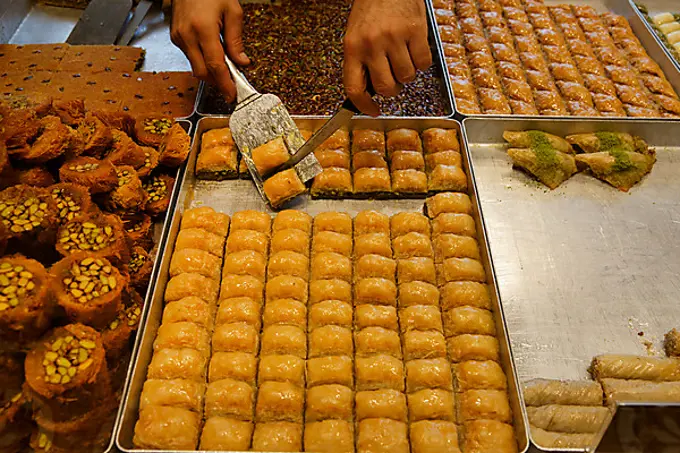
(159, 123), (191, 167)
(0, 254), (53, 348)
(104, 166), (147, 211)
(143, 174), (174, 216)
(1, 108), (41, 153)
(108, 129), (147, 169)
(128, 246), (153, 289)
(49, 183), (93, 227)
(0, 142), (8, 176)
(135, 116), (173, 148)
(23, 323), (111, 421)
(11, 116), (82, 164)
(0, 166), (56, 189)
(0, 391), (32, 453)
(92, 111), (135, 137)
(76, 113), (113, 158)
(101, 287), (142, 363)
(136, 146), (160, 178)
(58, 156), (118, 194)
(121, 213), (153, 250)
(55, 213), (129, 264)
(52, 99), (86, 126)
(51, 253), (126, 328)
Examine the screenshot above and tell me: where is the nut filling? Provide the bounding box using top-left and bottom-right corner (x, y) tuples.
(41, 333), (96, 384)
(128, 251), (146, 274)
(68, 162), (99, 172)
(0, 198), (48, 233)
(143, 118), (172, 135)
(51, 188), (82, 223)
(63, 257), (117, 303)
(37, 431), (52, 451)
(109, 303), (142, 330)
(143, 177), (168, 202)
(58, 221), (114, 252)
(117, 169), (134, 187)
(0, 262), (36, 311)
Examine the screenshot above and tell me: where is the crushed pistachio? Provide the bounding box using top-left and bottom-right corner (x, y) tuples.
(527, 131), (559, 168)
(143, 177), (168, 202)
(143, 118), (172, 135)
(68, 163), (99, 172)
(63, 257), (116, 303)
(42, 332), (96, 384)
(51, 188), (82, 223)
(58, 220), (115, 252)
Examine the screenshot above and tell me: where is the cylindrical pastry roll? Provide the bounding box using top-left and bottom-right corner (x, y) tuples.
(601, 378), (680, 404)
(140, 379), (205, 412)
(397, 281), (440, 307)
(399, 305), (444, 333)
(355, 389), (408, 422)
(221, 275), (264, 304)
(223, 250), (267, 281)
(312, 231), (352, 257)
(212, 322), (259, 354)
(209, 352), (257, 385)
(147, 348), (208, 382)
(530, 425), (596, 449)
(402, 330), (448, 361)
(443, 306), (496, 337)
(390, 212), (430, 239)
(205, 378), (255, 420)
(410, 420), (461, 453)
(271, 229), (310, 257)
(407, 389), (455, 423)
(313, 212), (353, 235)
(405, 358), (453, 393)
(425, 193), (473, 217)
(216, 297), (261, 328)
(162, 297), (213, 329)
(354, 211), (390, 236)
(309, 279), (351, 305)
(255, 381), (304, 423)
(464, 420), (517, 453)
(523, 379), (603, 406)
(309, 325), (354, 358)
(267, 251), (309, 281)
(308, 300), (353, 329)
(355, 304), (399, 331)
(457, 389), (512, 423)
(266, 276), (307, 303)
(175, 228), (225, 258)
(165, 273), (219, 304)
(590, 355), (680, 381)
(180, 207), (230, 237)
(272, 210), (312, 234)
(354, 233), (393, 258)
(305, 384), (353, 422)
(251, 421), (302, 452)
(355, 354), (405, 391)
(357, 418), (409, 453)
(134, 405), (201, 450)
(454, 360), (507, 391)
(354, 278), (397, 306)
(169, 248), (221, 280)
(263, 299), (306, 329)
(258, 355), (305, 387)
(200, 417), (253, 451)
(306, 356), (354, 388)
(527, 404), (610, 433)
(153, 322), (210, 355)
(355, 327), (402, 358)
(304, 420), (355, 453)
(226, 229), (269, 257)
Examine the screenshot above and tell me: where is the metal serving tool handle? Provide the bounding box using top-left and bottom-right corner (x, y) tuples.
(224, 55), (260, 104)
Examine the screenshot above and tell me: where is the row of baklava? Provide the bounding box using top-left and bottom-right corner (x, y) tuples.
(195, 127), (467, 198)
(434, 0), (680, 117)
(426, 193), (518, 453)
(134, 207), (230, 450)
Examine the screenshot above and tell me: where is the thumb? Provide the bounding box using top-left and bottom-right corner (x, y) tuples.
(224, 2), (250, 66)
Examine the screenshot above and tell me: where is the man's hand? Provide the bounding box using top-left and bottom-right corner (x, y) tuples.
(343, 0), (432, 116)
(171, 0), (250, 101)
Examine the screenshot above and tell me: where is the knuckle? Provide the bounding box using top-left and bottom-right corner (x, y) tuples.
(344, 36), (360, 53)
(397, 69), (416, 83)
(206, 61), (226, 75)
(345, 86), (365, 99)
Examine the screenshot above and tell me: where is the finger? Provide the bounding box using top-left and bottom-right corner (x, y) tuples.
(199, 28), (237, 101)
(344, 57), (380, 117)
(367, 53), (401, 98)
(223, 0), (250, 65)
(181, 33), (211, 83)
(408, 33), (433, 71)
(387, 42), (417, 84)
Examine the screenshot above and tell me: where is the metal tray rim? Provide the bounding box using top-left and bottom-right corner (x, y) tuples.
(628, 0), (680, 74)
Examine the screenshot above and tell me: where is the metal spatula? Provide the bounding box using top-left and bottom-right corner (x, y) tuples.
(224, 56), (322, 202)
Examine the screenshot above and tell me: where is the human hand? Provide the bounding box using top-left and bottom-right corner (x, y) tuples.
(170, 0), (250, 101)
(343, 0), (432, 116)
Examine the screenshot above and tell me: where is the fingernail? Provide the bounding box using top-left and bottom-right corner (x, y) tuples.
(239, 52), (249, 61)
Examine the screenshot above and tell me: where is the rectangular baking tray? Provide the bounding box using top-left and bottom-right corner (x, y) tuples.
(103, 119), (192, 453)
(195, 0), (454, 118)
(462, 117), (680, 451)
(116, 116), (529, 453)
(0, 0), (199, 119)
(629, 0), (680, 73)
(446, 0), (680, 119)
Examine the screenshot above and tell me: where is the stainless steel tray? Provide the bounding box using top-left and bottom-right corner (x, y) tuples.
(116, 116), (529, 453)
(195, 0), (454, 118)
(630, 0), (680, 73)
(446, 0), (680, 119)
(103, 119), (192, 453)
(462, 117), (680, 451)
